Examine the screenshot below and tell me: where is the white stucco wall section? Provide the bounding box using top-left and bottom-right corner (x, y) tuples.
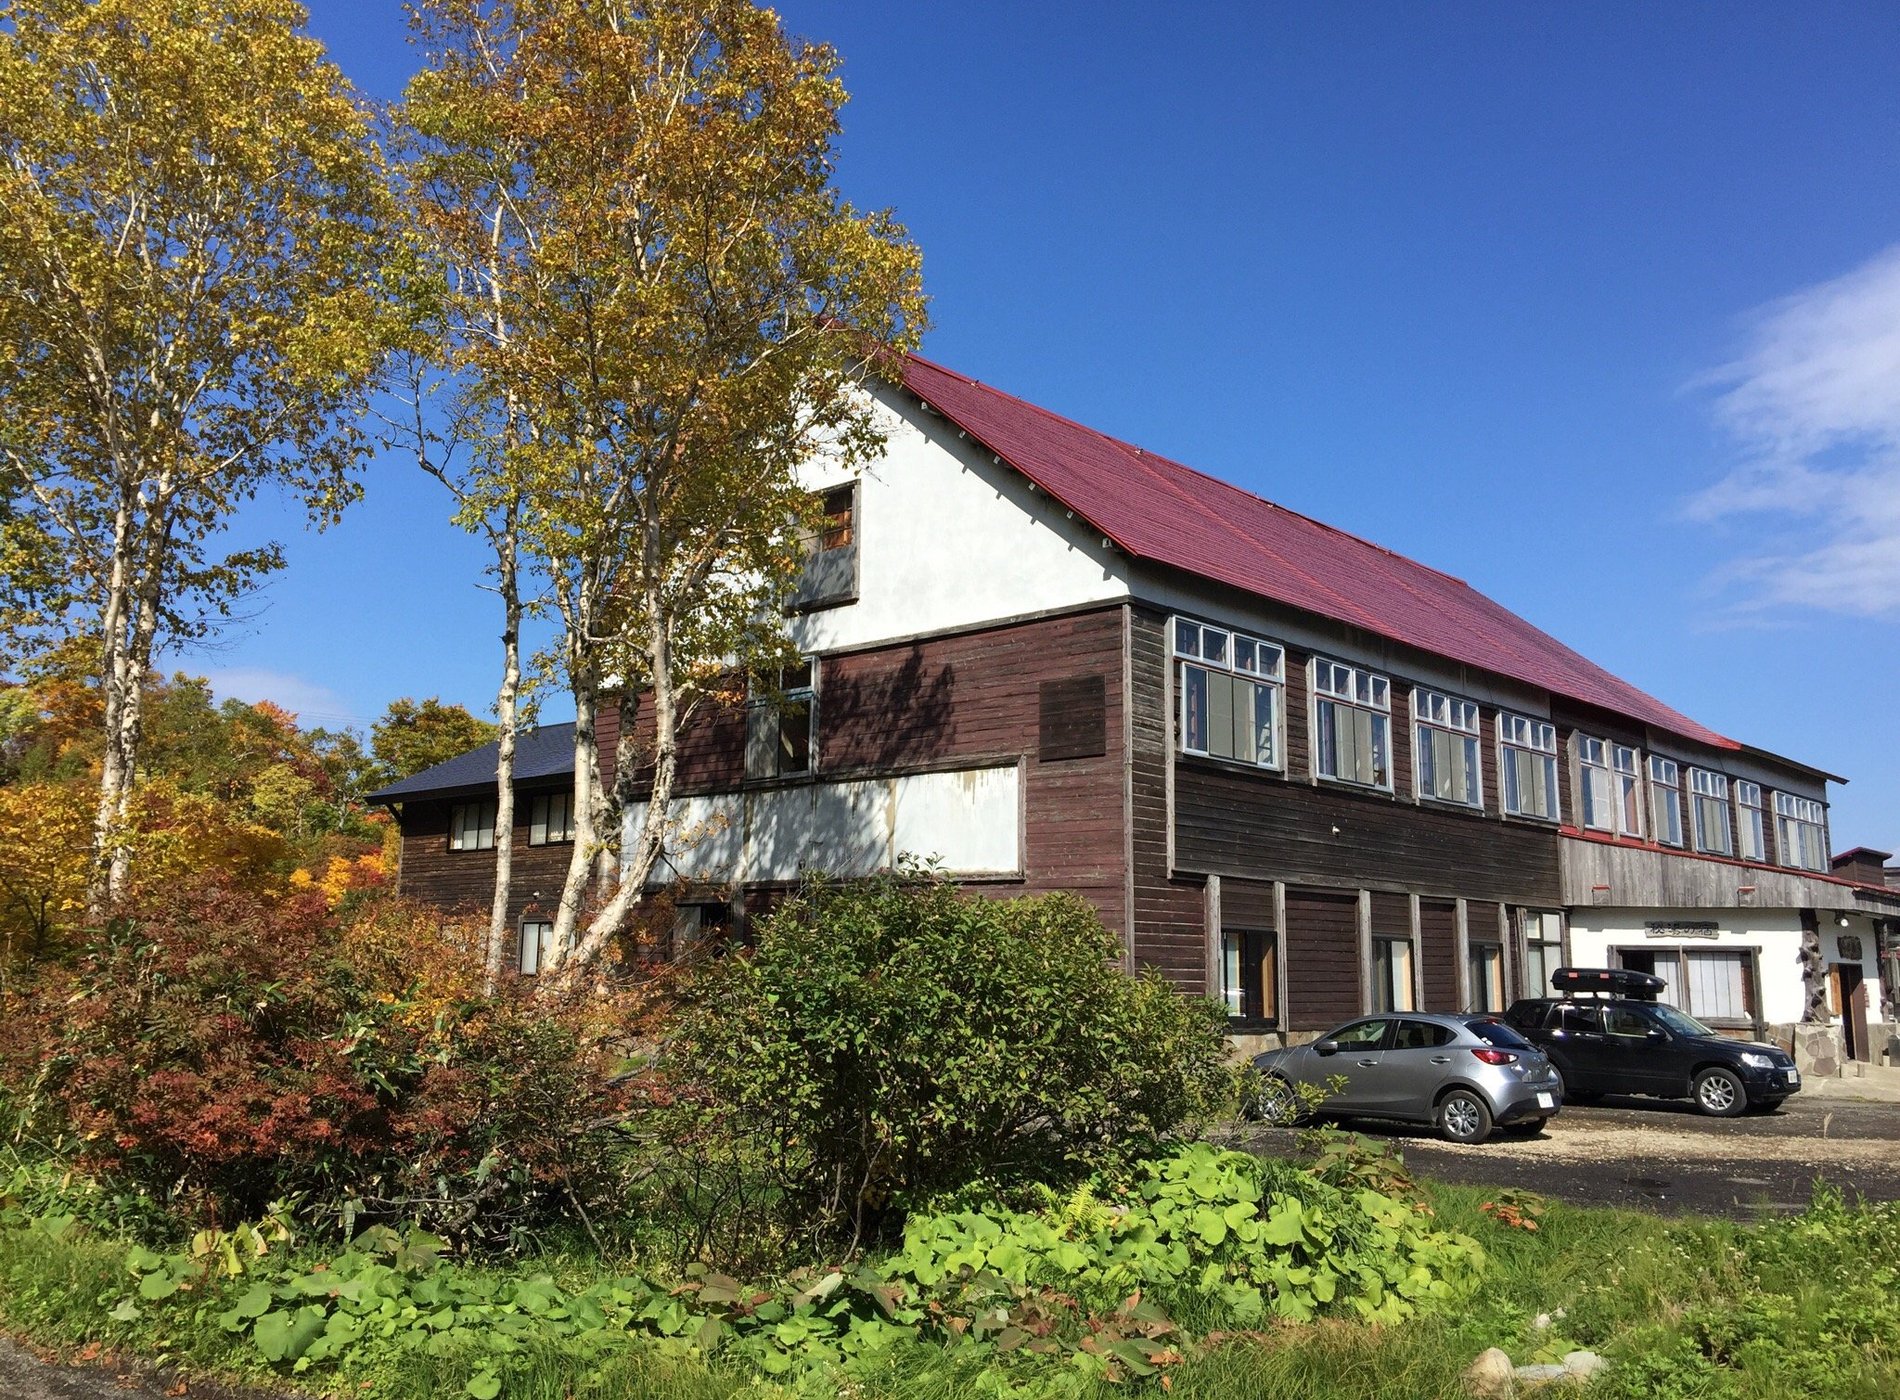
(625, 764), (1022, 885)
(1568, 907), (1883, 1028)
(792, 385), (1130, 653)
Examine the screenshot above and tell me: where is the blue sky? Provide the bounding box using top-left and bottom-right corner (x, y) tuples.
(209, 1), (1900, 852)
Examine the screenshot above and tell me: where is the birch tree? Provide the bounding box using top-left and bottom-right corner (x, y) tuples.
(398, 0), (926, 988)
(0, 0), (392, 914)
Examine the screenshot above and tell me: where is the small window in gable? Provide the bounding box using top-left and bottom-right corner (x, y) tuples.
(791, 483), (858, 610)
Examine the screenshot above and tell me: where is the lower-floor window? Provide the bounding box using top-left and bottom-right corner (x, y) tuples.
(1467, 944), (1505, 1012)
(1371, 936), (1415, 1012)
(1221, 928), (1278, 1023)
(518, 919), (556, 976)
(671, 902), (734, 958)
(1521, 910), (1564, 999)
(1618, 946), (1754, 1022)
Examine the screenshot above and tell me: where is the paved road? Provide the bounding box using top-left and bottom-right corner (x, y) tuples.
(0, 1335), (280, 1400)
(1242, 1094), (1900, 1218)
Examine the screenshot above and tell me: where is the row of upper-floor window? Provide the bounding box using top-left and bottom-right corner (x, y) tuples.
(1171, 615), (1831, 872)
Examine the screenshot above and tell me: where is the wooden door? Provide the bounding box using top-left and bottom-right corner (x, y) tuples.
(1835, 964), (1871, 1062)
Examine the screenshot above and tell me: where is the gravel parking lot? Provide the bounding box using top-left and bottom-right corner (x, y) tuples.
(1241, 1092), (1900, 1218)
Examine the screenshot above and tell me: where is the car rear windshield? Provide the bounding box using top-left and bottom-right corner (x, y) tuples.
(1463, 1018), (1536, 1050)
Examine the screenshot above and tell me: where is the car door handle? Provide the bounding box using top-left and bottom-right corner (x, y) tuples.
(1355, 1058), (1380, 1067)
(1431, 1055), (1452, 1064)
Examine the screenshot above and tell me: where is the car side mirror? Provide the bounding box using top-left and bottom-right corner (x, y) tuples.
(1314, 1039), (1340, 1057)
(1646, 1028), (1667, 1043)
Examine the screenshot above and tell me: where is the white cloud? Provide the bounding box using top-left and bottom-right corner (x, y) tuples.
(1688, 245), (1900, 618)
(199, 668), (367, 729)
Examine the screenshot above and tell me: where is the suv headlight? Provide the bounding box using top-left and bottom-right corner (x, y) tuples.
(1739, 1052), (1775, 1069)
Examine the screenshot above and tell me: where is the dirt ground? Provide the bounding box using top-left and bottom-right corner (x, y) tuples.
(1241, 1094), (1900, 1217)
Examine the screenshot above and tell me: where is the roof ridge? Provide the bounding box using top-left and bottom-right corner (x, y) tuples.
(903, 352), (1475, 589)
(895, 350), (1739, 753)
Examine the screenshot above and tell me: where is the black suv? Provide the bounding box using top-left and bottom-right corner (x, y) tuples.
(1504, 967), (1802, 1117)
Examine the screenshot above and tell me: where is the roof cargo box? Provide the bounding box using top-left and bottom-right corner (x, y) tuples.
(1551, 965), (1666, 1000)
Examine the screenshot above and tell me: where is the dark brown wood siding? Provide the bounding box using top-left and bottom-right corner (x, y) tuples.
(1389, 684), (1414, 801)
(1223, 876), (1278, 929)
(1467, 899), (1502, 947)
(606, 608), (1131, 930)
(1130, 607), (1210, 992)
(1285, 888), (1361, 1030)
(1172, 763), (1561, 905)
(1419, 898), (1459, 1012)
(395, 788), (580, 930)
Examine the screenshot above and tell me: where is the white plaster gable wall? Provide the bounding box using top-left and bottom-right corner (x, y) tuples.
(791, 384), (1130, 655)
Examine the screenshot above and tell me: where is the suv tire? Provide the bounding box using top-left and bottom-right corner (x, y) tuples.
(1692, 1066), (1747, 1117)
(1436, 1088), (1493, 1144)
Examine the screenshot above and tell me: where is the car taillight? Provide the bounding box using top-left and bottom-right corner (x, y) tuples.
(1472, 1049), (1518, 1065)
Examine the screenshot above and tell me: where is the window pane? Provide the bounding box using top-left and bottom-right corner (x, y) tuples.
(1203, 629), (1228, 665)
(1249, 680), (1277, 767)
(1175, 618), (1200, 657)
(779, 698), (812, 773)
(1207, 669), (1237, 760)
(1182, 665), (1208, 752)
(1684, 952), (1747, 1020)
(1227, 675), (1256, 764)
(1317, 698), (1338, 776)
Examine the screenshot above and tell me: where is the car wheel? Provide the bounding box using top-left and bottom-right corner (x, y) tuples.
(1254, 1075), (1305, 1127)
(1692, 1066), (1748, 1118)
(1435, 1088), (1493, 1144)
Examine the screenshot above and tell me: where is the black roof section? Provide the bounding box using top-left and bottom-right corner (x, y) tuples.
(365, 722), (576, 804)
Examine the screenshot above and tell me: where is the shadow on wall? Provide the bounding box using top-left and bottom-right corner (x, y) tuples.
(822, 646), (958, 771)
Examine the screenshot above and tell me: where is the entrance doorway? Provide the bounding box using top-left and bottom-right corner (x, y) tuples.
(1831, 963), (1871, 1063)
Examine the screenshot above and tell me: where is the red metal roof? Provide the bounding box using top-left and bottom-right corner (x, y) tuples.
(899, 353), (1737, 751)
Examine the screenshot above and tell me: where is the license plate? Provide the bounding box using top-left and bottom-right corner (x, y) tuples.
(1786, 1070), (1801, 1085)
(1536, 1092), (1555, 1109)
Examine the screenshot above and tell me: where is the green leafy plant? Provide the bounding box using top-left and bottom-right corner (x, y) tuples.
(659, 869), (1234, 1254)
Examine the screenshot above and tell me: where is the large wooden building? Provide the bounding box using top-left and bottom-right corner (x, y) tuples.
(370, 353), (1900, 1059)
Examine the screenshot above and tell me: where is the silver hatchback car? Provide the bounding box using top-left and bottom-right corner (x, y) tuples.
(1251, 1012), (1563, 1144)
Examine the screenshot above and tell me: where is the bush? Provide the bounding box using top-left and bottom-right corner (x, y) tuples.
(0, 877), (629, 1246)
(658, 869), (1232, 1254)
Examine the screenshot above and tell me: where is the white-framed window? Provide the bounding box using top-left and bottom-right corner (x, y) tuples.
(1413, 687), (1481, 807)
(1577, 736), (1614, 832)
(1648, 756), (1684, 847)
(1774, 792), (1828, 872)
(1612, 744), (1644, 837)
(448, 799), (497, 851)
(1371, 936), (1415, 1012)
(1311, 658), (1392, 790)
(1577, 738), (1643, 836)
(1690, 769), (1732, 856)
(746, 659), (817, 780)
(1498, 714), (1559, 821)
(1736, 781), (1766, 863)
(1174, 618), (1285, 769)
(527, 791), (574, 846)
(518, 918), (556, 975)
